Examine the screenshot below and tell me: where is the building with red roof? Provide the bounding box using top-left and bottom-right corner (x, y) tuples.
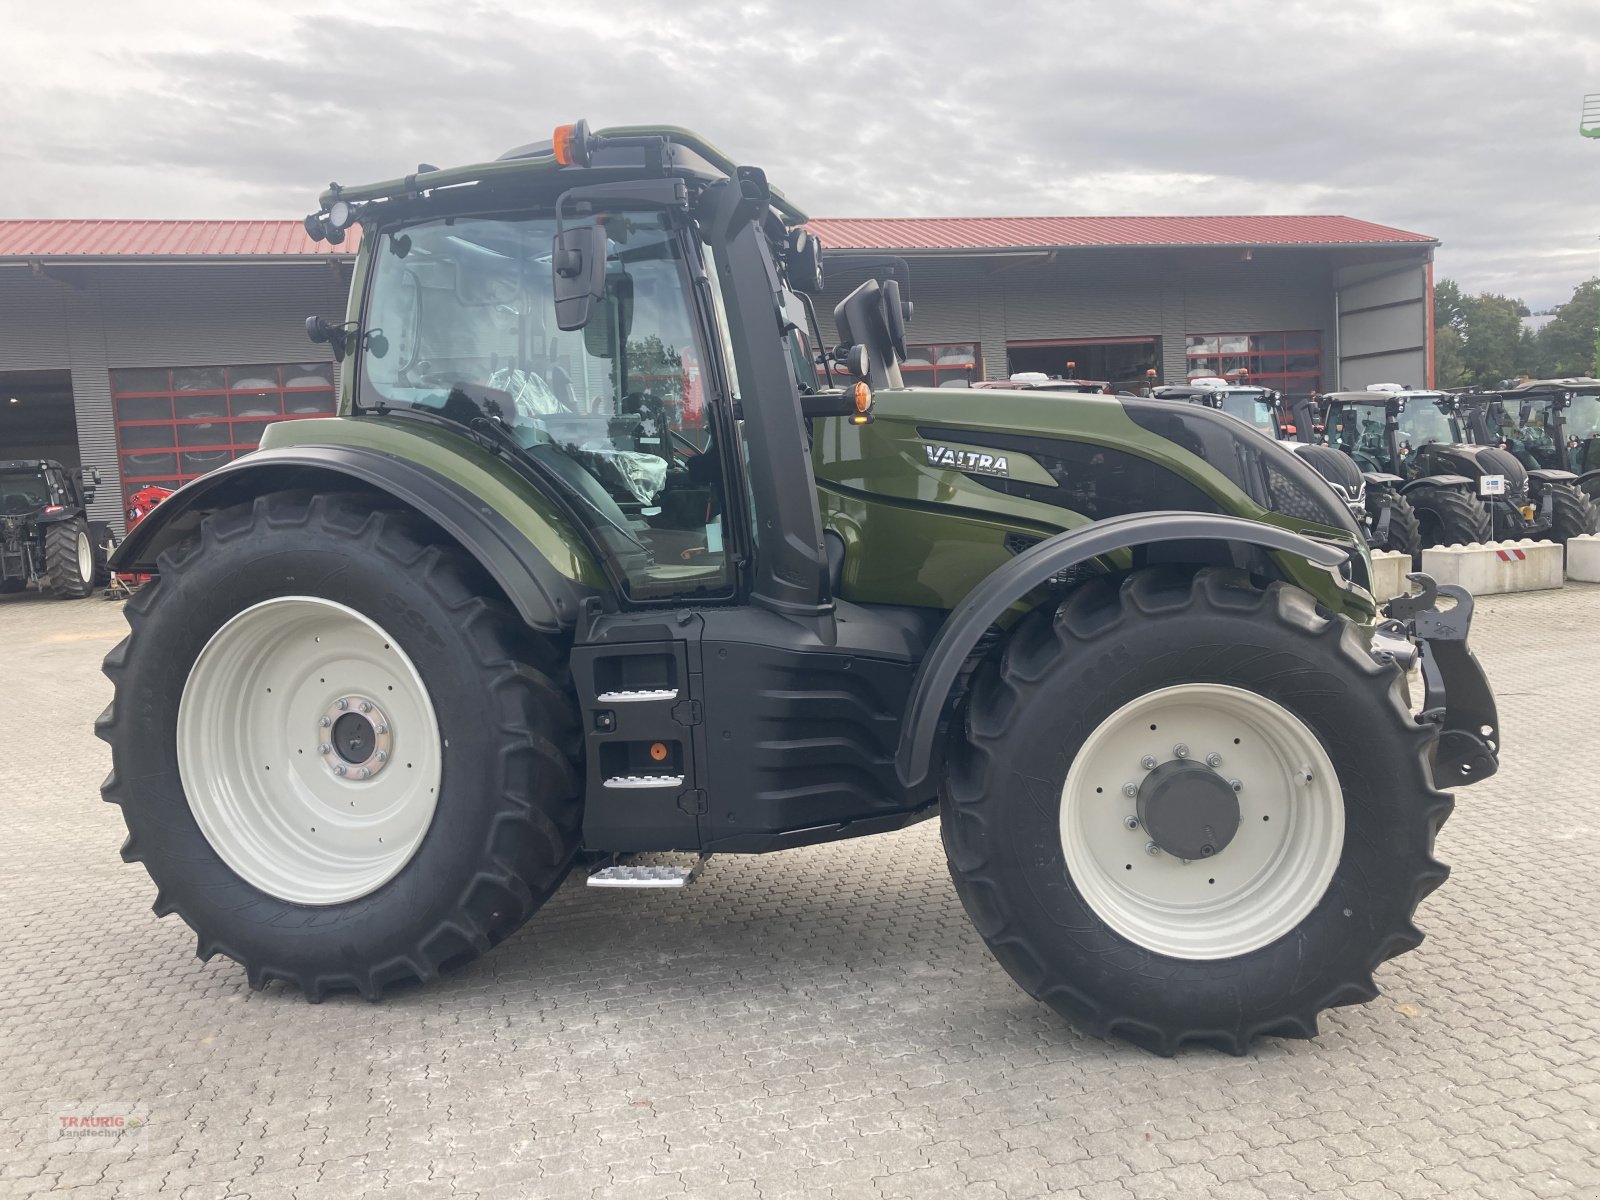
(0, 213), (1435, 531)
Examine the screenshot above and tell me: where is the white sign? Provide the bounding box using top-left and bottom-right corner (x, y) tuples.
(1479, 475), (1507, 497)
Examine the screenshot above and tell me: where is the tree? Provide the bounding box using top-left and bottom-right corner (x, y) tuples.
(1433, 279), (1467, 387)
(1432, 279), (1530, 387)
(1533, 278), (1600, 378)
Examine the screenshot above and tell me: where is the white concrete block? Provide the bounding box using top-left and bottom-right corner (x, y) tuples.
(1369, 550), (1412, 603)
(1420, 539), (1564, 595)
(1567, 534), (1600, 583)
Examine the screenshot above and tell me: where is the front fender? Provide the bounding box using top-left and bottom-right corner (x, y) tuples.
(1361, 471), (1405, 488)
(1400, 474), (1473, 493)
(893, 511), (1351, 790)
(111, 441), (603, 634)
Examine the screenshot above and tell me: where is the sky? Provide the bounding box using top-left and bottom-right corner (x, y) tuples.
(1, 0), (1597, 309)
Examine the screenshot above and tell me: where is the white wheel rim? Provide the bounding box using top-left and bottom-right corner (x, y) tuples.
(177, 597), (443, 905)
(76, 531), (93, 581)
(1060, 683), (1343, 960)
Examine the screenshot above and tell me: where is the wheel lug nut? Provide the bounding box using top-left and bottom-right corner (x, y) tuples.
(1144, 841), (1161, 856)
(1173, 744), (1189, 759)
(334, 765), (347, 776)
(1206, 752), (1222, 768)
(375, 751), (388, 764)
(336, 698), (349, 711)
(1140, 755), (1157, 770)
(319, 716), (332, 728)
(1229, 779), (1243, 792)
(318, 743), (331, 755)
(359, 701), (372, 714)
(1124, 816), (1139, 830)
(1121, 782), (1137, 798)
(375, 723), (389, 735)
(357, 767), (371, 779)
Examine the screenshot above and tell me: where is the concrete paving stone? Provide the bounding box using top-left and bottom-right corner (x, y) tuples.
(2, 584), (1598, 1200)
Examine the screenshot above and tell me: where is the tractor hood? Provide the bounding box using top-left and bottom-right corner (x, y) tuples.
(816, 386), (1362, 537)
(1419, 442), (1527, 490)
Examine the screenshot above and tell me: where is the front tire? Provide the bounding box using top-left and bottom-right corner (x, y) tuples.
(940, 567), (1451, 1054)
(97, 493), (582, 1000)
(43, 517), (94, 598)
(1409, 486), (1491, 554)
(1368, 489), (1421, 558)
(1546, 482), (1600, 544)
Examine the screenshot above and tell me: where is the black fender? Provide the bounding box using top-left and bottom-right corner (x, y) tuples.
(1577, 467), (1600, 491)
(109, 445), (596, 634)
(1527, 468), (1579, 489)
(893, 511), (1350, 790)
(1361, 471), (1405, 489)
(1400, 474), (1474, 493)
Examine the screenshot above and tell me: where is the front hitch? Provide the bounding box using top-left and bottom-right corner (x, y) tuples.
(1373, 572), (1499, 787)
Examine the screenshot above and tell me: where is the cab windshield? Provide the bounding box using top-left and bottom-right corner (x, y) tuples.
(1568, 392), (1600, 437)
(0, 470), (49, 514)
(1327, 404), (1392, 467)
(1395, 399), (1459, 449)
(360, 214), (732, 602)
(1485, 397), (1560, 469)
(1216, 390), (1278, 436)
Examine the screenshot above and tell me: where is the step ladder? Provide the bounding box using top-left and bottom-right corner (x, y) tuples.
(586, 853), (708, 889)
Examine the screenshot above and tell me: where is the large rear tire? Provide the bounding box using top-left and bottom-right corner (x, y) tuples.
(1409, 486), (1491, 554)
(89, 520), (115, 586)
(1546, 482), (1600, 544)
(43, 517), (94, 598)
(940, 567), (1451, 1055)
(97, 493), (582, 1000)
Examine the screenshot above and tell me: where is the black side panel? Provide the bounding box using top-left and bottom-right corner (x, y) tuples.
(574, 601), (935, 853)
(572, 623), (707, 851)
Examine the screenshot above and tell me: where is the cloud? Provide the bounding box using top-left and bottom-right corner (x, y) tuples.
(1, 0), (1597, 306)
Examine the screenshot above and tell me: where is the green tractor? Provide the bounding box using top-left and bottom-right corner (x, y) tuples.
(100, 123), (1499, 1054)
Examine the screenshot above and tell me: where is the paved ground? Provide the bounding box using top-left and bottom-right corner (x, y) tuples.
(1, 581), (1597, 1200)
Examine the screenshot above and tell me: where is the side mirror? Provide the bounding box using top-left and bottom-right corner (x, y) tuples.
(582, 272), (634, 360)
(552, 224), (609, 331)
(786, 229), (824, 294)
(305, 315), (349, 362)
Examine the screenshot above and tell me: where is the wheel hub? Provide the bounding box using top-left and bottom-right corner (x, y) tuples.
(318, 696), (392, 779)
(1137, 759), (1240, 860)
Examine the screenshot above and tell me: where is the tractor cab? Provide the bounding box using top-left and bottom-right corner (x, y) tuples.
(1152, 378), (1285, 438)
(1477, 379), (1600, 490)
(1321, 388), (1467, 479)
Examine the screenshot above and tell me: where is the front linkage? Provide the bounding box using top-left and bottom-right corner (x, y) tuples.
(1375, 573), (1500, 787)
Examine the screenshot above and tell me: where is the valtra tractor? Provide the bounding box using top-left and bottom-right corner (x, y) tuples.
(100, 123), (1499, 1054)
(1471, 378), (1600, 520)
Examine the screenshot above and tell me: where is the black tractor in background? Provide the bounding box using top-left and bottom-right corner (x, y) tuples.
(0, 459), (113, 599)
(1319, 388), (1503, 554)
(1471, 378), (1600, 511)
(1154, 379), (1421, 557)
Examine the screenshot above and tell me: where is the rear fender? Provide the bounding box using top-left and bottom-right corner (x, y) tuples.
(110, 446), (601, 634)
(1527, 468), (1579, 490)
(893, 511), (1352, 790)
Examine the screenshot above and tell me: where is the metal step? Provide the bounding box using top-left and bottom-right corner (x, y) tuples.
(586, 855), (708, 889)
(602, 774), (684, 789)
(596, 688), (679, 703)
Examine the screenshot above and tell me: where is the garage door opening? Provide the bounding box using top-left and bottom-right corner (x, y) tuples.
(1007, 338), (1161, 392)
(0, 371), (78, 468)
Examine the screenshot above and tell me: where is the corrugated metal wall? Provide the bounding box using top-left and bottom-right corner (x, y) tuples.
(0, 262), (350, 532)
(1334, 259), (1430, 390)
(816, 246), (1428, 391)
